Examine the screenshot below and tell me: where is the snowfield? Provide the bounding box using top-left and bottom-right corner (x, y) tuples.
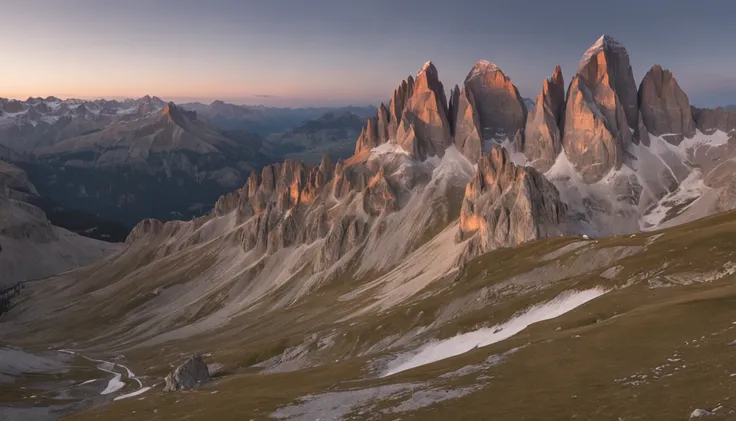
(382, 288), (607, 376)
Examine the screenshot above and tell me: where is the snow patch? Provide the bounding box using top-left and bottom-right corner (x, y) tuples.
(578, 35), (626, 72)
(382, 287), (607, 376)
(99, 368), (125, 395)
(641, 170), (707, 229)
(370, 141), (410, 157)
(113, 386), (153, 401)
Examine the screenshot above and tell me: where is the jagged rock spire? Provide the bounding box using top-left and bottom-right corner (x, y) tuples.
(562, 35), (638, 183)
(457, 146), (567, 260)
(522, 65), (565, 172)
(395, 61), (452, 160)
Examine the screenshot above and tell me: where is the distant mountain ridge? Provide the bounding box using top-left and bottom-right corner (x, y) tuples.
(0, 96), (383, 226)
(181, 101), (375, 135)
(0, 159), (121, 287)
(21, 102), (273, 225)
(265, 111), (366, 164)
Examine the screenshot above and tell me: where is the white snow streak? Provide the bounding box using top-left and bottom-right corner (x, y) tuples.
(58, 349), (149, 398)
(382, 288), (607, 376)
(113, 386), (153, 401)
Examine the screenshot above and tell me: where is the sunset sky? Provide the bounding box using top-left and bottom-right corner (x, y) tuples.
(2, 0), (734, 107)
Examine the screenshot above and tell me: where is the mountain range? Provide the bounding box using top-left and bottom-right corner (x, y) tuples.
(0, 96), (374, 226)
(3, 35), (736, 420)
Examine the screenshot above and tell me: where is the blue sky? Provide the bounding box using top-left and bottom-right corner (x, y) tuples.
(1, 0), (734, 106)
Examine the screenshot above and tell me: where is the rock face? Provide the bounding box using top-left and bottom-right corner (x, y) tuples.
(164, 355), (210, 392)
(462, 60), (527, 142)
(638, 65), (696, 144)
(563, 35), (638, 183)
(452, 61), (527, 163)
(453, 88), (484, 163)
(522, 66), (565, 172)
(388, 77), (415, 141)
(457, 147), (567, 259)
(395, 62), (452, 160)
(355, 104), (390, 154)
(448, 85), (461, 136)
(154, 151), (394, 267)
(692, 107), (736, 133)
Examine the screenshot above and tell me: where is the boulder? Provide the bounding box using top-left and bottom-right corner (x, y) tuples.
(164, 355), (210, 392)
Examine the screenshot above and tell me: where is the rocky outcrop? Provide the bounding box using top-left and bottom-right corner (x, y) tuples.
(214, 151), (396, 263)
(388, 77), (415, 141)
(563, 35), (637, 183)
(522, 66), (565, 172)
(355, 104), (390, 154)
(457, 147), (566, 259)
(395, 62), (452, 160)
(463, 60), (527, 141)
(164, 355), (210, 392)
(638, 65), (696, 144)
(452, 88), (483, 164)
(362, 167), (397, 216)
(126, 218), (165, 244)
(692, 107), (736, 134)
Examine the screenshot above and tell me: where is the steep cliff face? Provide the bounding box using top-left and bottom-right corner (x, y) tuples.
(523, 66), (565, 172)
(452, 61), (527, 163)
(452, 88), (484, 164)
(355, 104), (390, 154)
(638, 65), (696, 144)
(692, 107), (736, 134)
(395, 62), (453, 160)
(462, 61), (527, 141)
(457, 147), (567, 260)
(562, 35), (638, 183)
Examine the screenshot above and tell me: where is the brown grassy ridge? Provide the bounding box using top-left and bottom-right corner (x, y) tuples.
(7, 210), (736, 420)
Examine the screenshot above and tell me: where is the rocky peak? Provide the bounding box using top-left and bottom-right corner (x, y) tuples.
(452, 60), (526, 162)
(394, 61), (452, 160)
(456, 146), (567, 260)
(2, 100), (25, 114)
(355, 104), (390, 154)
(74, 103), (89, 116)
(522, 65), (566, 172)
(452, 88), (483, 164)
(576, 34), (638, 129)
(562, 35), (637, 183)
(463, 60), (527, 140)
(126, 218), (165, 244)
(388, 76), (415, 141)
(162, 102), (197, 125)
(638, 65), (696, 144)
